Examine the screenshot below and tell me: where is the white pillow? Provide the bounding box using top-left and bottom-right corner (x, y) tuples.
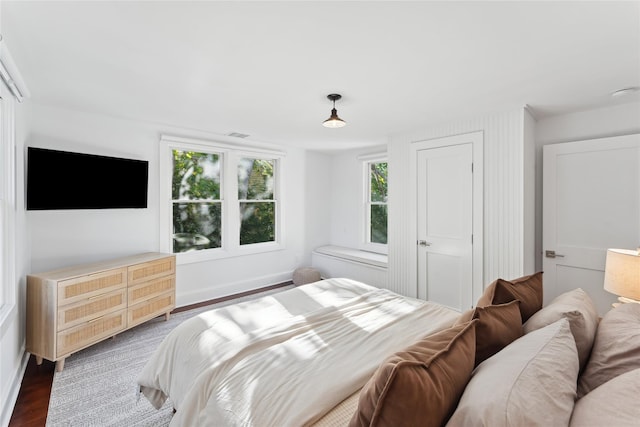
(523, 288), (598, 370)
(570, 368), (640, 427)
(446, 318), (578, 427)
(577, 302), (640, 398)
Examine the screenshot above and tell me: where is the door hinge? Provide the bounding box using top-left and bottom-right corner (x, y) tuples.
(471, 234), (473, 244)
(471, 163), (474, 173)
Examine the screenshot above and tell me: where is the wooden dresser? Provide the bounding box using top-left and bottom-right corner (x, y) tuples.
(26, 252), (176, 372)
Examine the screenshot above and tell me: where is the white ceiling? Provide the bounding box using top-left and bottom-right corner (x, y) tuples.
(2, 1), (639, 151)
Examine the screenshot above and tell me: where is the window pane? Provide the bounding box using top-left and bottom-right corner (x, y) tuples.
(370, 162), (388, 202)
(370, 204), (388, 244)
(240, 202), (275, 245)
(172, 150), (221, 200)
(238, 158), (274, 200)
(172, 202), (221, 252)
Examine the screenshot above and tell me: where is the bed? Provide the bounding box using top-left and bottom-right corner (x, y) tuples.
(138, 273), (640, 426)
(136, 278), (460, 426)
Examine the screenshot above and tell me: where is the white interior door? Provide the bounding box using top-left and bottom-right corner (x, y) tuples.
(417, 143), (473, 311)
(543, 134), (640, 315)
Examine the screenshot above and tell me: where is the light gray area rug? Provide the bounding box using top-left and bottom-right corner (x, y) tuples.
(46, 285), (294, 426)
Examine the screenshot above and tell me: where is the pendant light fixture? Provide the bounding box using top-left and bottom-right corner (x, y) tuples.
(322, 93), (346, 128)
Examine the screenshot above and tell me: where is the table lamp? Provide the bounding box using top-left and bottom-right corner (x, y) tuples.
(604, 248), (640, 304)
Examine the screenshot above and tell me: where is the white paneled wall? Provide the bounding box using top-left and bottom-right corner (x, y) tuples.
(387, 108), (535, 298)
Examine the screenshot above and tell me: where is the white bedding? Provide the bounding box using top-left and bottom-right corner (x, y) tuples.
(137, 278), (459, 426)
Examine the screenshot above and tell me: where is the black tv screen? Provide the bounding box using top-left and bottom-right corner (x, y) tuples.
(27, 147), (149, 210)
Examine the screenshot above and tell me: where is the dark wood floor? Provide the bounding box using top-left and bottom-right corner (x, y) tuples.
(8, 282), (291, 426)
(8, 356), (55, 427)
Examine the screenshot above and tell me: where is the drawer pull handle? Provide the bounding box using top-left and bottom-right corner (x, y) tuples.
(88, 315), (106, 323)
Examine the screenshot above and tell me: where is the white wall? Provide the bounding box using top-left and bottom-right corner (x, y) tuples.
(329, 146), (387, 248)
(329, 151), (361, 248)
(303, 150), (332, 262)
(534, 102), (640, 270)
(388, 108), (536, 298)
(25, 103), (326, 307)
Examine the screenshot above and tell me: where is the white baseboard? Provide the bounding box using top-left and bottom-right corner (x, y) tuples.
(175, 270), (293, 307)
(0, 348), (29, 427)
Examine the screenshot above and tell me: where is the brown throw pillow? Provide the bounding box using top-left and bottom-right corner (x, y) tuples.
(477, 272), (543, 322)
(349, 320), (477, 427)
(469, 300), (523, 366)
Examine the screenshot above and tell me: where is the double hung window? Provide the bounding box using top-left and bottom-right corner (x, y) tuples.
(363, 157), (388, 252)
(161, 136), (281, 263)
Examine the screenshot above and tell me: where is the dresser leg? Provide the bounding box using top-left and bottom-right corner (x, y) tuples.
(55, 359), (65, 372)
(165, 312), (171, 321)
(35, 356), (43, 365)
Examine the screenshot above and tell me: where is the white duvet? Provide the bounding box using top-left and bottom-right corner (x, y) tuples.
(137, 278), (459, 427)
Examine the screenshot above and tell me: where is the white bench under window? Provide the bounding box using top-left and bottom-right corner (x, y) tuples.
(311, 245), (388, 289)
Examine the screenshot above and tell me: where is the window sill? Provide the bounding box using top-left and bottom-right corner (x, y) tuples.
(313, 245), (388, 268)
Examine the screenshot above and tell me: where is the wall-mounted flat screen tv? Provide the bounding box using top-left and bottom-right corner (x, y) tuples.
(27, 147), (149, 210)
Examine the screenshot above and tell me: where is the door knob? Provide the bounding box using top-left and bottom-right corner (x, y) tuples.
(545, 250), (565, 258)
(417, 240), (432, 247)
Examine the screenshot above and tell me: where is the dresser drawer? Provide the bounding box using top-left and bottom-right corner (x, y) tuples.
(58, 267), (127, 306)
(57, 309), (126, 358)
(57, 288), (127, 331)
(128, 275), (175, 307)
(127, 291), (175, 328)
(128, 257), (175, 286)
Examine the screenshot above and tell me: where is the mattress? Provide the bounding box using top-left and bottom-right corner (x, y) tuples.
(311, 390), (360, 427)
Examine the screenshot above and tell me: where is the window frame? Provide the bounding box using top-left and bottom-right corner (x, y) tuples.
(0, 90), (17, 331)
(360, 153), (388, 255)
(159, 135), (284, 265)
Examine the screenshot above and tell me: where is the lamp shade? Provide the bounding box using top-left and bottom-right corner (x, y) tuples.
(603, 248), (640, 301)
(323, 108), (346, 128)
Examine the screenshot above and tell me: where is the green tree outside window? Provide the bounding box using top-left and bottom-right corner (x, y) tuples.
(171, 150), (222, 253)
(369, 162), (388, 244)
(238, 158), (276, 245)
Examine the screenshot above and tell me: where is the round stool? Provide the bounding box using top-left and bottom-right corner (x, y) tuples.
(292, 267), (321, 285)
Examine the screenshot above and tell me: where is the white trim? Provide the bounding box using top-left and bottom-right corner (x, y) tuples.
(0, 39), (30, 102)
(313, 245), (388, 269)
(356, 151), (387, 161)
(313, 251), (389, 273)
(0, 348), (29, 427)
(160, 134), (286, 157)
(0, 80), (17, 332)
(410, 130), (484, 305)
